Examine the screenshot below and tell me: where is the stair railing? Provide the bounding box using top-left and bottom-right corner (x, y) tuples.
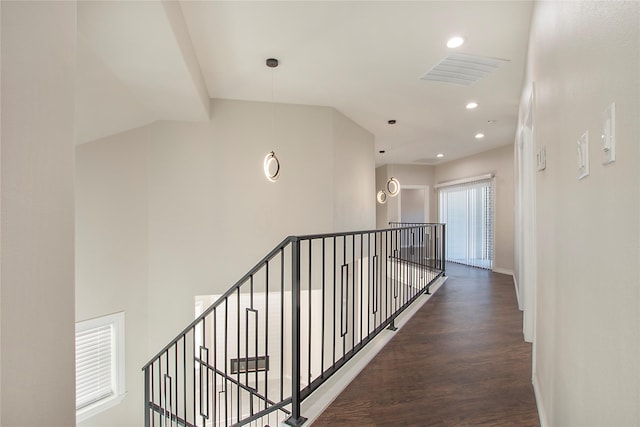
(143, 224), (445, 427)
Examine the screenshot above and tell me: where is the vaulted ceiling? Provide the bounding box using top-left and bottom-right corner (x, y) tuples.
(76, 1), (532, 166)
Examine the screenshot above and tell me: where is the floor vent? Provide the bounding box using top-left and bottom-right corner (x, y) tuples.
(420, 53), (509, 86)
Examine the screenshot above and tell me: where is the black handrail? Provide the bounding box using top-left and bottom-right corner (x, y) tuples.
(143, 223), (445, 427)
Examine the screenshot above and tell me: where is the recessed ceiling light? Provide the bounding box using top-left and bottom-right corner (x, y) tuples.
(446, 36), (464, 48)
(475, 133), (485, 139)
(466, 102), (478, 109)
(436, 153), (444, 158)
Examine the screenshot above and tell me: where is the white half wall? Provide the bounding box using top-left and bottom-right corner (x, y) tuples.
(1, 2), (76, 425)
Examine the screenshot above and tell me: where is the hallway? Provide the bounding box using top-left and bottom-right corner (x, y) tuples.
(313, 263), (539, 426)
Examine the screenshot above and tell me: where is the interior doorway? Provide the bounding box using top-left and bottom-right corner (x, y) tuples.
(399, 186), (430, 223)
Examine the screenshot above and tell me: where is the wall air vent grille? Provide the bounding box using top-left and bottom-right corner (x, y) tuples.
(420, 53), (509, 86)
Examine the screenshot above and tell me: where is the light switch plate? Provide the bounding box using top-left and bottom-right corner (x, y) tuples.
(577, 131), (589, 180)
(602, 102), (616, 164)
(537, 147), (546, 171)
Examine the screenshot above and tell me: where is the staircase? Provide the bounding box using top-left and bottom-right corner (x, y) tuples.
(142, 223), (446, 427)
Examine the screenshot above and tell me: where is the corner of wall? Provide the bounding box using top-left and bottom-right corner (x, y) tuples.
(331, 109), (376, 231)
(162, 0), (210, 120)
(375, 165), (390, 228)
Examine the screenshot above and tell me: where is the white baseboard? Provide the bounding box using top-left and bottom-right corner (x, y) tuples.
(296, 276), (448, 426)
(492, 267), (514, 276)
(532, 373), (549, 427)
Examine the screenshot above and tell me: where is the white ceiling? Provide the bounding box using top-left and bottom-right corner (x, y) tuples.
(76, 1), (533, 166)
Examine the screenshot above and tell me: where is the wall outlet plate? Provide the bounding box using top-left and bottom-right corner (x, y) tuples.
(577, 131), (589, 180)
(602, 102), (616, 164)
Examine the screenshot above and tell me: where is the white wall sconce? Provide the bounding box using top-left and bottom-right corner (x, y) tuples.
(376, 190), (387, 204)
(264, 151), (280, 182)
(385, 177), (400, 197)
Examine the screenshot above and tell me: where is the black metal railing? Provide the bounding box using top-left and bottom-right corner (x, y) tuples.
(389, 222), (446, 271)
(143, 223), (445, 427)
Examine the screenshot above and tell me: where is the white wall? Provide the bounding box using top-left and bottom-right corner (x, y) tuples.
(332, 110), (375, 231)
(519, 1), (640, 425)
(76, 126), (150, 427)
(75, 99), (374, 426)
(400, 189), (426, 223)
(146, 100), (342, 349)
(1, 2), (76, 425)
(1, 3), (3, 418)
(375, 164), (390, 228)
(434, 145), (515, 274)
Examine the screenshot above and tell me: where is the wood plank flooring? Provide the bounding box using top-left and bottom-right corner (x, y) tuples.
(312, 263), (540, 426)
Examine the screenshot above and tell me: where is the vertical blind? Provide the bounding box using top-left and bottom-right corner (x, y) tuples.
(438, 177), (494, 269)
(76, 324), (115, 410)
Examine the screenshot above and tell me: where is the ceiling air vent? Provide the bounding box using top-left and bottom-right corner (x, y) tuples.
(420, 53), (509, 86)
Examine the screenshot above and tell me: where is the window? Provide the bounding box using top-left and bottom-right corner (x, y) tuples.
(76, 312), (126, 422)
(438, 177), (494, 269)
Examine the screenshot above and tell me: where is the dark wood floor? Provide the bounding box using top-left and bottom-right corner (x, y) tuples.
(313, 263), (540, 427)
